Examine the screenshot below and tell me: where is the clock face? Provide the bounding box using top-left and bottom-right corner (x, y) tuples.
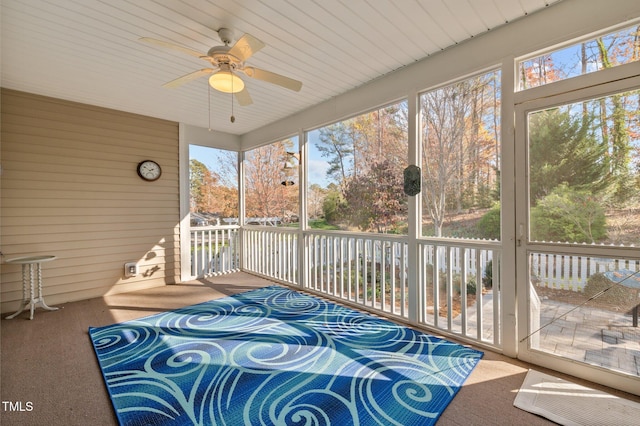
(137, 160), (161, 181)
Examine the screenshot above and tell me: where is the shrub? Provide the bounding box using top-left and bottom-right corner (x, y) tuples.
(465, 276), (477, 295)
(450, 273), (478, 296)
(583, 273), (636, 307)
(482, 259), (494, 289)
(530, 183), (606, 243)
(477, 204), (501, 240)
(322, 190), (344, 223)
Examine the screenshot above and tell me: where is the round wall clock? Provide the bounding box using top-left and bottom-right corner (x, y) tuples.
(137, 160), (162, 181)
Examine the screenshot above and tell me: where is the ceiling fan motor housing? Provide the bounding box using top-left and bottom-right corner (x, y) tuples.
(206, 46), (242, 68)
(217, 28), (234, 45)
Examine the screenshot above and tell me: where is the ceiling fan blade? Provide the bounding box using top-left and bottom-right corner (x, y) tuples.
(228, 34), (265, 62)
(162, 69), (215, 88)
(242, 67), (302, 92)
(140, 37), (206, 59)
(234, 88), (253, 106)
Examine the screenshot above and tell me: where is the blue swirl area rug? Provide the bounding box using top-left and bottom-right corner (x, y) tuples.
(89, 285), (483, 426)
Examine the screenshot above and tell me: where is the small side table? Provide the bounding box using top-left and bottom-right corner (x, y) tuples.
(4, 255), (59, 320)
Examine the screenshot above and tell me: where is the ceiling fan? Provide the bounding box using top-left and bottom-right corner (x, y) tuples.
(140, 28), (302, 107)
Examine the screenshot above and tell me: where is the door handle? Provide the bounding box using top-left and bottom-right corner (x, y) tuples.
(517, 223), (524, 247)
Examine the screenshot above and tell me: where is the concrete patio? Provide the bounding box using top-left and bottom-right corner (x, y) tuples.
(461, 290), (640, 377)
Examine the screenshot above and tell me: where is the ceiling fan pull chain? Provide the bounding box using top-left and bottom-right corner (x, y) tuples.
(208, 83), (212, 131)
(230, 75), (236, 123)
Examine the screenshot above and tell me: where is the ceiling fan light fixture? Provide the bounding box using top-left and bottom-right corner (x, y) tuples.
(209, 71), (244, 93)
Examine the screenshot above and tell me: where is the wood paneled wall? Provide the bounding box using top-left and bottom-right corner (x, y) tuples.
(1, 89), (180, 314)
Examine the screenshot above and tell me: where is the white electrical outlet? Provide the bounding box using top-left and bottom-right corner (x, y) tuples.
(124, 262), (138, 277)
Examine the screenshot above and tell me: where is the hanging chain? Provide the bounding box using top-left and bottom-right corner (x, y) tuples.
(230, 73), (235, 123)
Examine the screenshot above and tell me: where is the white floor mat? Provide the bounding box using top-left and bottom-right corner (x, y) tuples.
(514, 369), (640, 426)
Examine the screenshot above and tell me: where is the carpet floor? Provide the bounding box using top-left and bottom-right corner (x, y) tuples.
(3, 272), (639, 425)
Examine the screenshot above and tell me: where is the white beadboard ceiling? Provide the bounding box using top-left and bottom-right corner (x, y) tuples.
(1, 0), (561, 135)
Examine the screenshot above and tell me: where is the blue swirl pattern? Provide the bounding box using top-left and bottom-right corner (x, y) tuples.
(90, 285), (482, 425)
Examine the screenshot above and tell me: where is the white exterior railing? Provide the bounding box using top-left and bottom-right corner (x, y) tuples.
(190, 225), (240, 277)
(530, 253), (640, 292)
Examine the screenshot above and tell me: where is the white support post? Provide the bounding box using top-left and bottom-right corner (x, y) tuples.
(238, 151), (246, 270)
(179, 123), (193, 282)
(501, 55), (518, 357)
(299, 129), (307, 288)
(407, 89), (421, 325)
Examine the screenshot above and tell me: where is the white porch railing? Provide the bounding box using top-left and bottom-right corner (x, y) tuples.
(190, 224), (640, 354)
(306, 231), (410, 317)
(418, 240), (501, 347)
(191, 224), (502, 349)
(239, 227), (502, 348)
(190, 225), (240, 277)
(242, 227), (298, 285)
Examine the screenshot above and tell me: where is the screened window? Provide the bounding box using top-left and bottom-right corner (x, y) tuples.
(189, 146), (238, 225)
(420, 69), (501, 239)
(518, 23), (640, 90)
(527, 89), (640, 246)
(307, 101), (408, 234)
(244, 137), (299, 227)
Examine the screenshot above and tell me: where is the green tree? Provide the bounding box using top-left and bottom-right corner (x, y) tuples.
(528, 108), (610, 204)
(596, 37), (634, 202)
(322, 184), (344, 224)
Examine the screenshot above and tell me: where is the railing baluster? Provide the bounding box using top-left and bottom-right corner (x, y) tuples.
(346, 238), (352, 301)
(390, 242), (396, 314)
(433, 245), (440, 328)
(492, 251), (500, 345)
(371, 240), (376, 308)
(363, 239), (369, 306)
(355, 239), (361, 303)
(400, 243), (406, 317)
(446, 246), (453, 331)
(476, 249), (483, 341)
(339, 237), (344, 298)
(460, 248), (468, 336)
(193, 231), (199, 276)
(422, 244), (429, 325)
(189, 225), (242, 277)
